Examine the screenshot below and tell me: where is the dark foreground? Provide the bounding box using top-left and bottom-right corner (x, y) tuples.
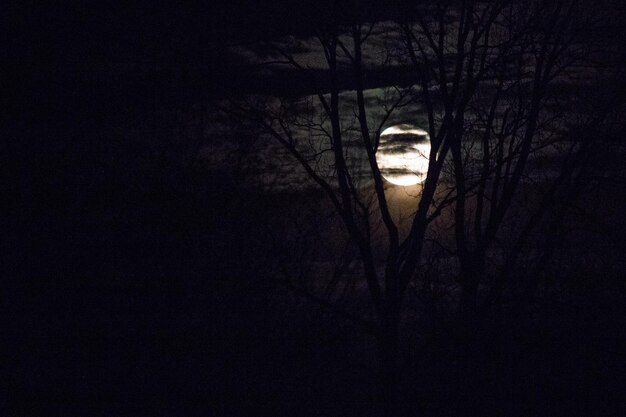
(4, 278), (624, 416)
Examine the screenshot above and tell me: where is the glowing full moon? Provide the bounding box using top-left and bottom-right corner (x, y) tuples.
(376, 124), (431, 186)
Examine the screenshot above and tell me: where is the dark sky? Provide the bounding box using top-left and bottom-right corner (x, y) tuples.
(5, 1), (407, 63)
(5, 0), (625, 69)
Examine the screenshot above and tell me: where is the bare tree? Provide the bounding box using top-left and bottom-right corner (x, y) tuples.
(224, 20), (440, 410)
(410, 0), (620, 316)
(220, 0), (611, 412)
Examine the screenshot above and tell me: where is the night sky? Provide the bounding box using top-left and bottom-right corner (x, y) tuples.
(4, 1), (626, 416)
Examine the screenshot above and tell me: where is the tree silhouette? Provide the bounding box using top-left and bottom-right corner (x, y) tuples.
(400, 0), (614, 316)
(221, 0), (616, 413)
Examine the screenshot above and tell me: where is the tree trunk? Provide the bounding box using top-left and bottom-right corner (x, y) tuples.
(460, 280), (478, 315)
(376, 307), (400, 417)
(458, 257), (483, 321)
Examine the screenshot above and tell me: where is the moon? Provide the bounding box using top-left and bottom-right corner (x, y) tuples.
(376, 124), (431, 186)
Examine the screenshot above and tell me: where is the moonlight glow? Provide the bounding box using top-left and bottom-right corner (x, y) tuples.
(376, 124), (431, 186)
